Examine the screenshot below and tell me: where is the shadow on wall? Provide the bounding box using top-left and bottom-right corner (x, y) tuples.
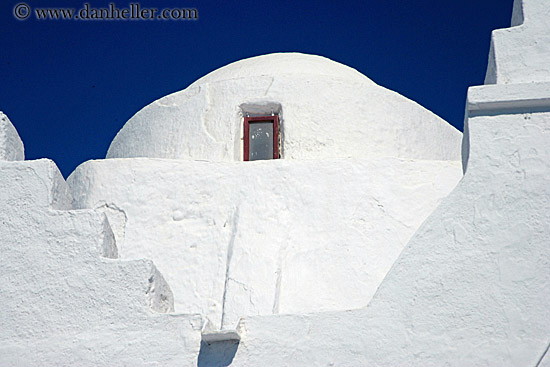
(197, 340), (239, 367)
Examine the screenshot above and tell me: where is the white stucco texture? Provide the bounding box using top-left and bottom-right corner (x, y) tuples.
(223, 83), (550, 366)
(68, 158), (462, 329)
(485, 0), (550, 84)
(0, 111), (24, 161)
(106, 53), (462, 162)
(5, 0), (549, 364)
(0, 158), (202, 366)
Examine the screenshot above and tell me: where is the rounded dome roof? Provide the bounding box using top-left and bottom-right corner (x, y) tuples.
(107, 53), (462, 162)
(189, 53), (374, 86)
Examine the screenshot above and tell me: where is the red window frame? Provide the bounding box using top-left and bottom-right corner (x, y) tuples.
(243, 115), (279, 161)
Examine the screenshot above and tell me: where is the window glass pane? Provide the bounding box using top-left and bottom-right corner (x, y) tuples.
(249, 122), (273, 160)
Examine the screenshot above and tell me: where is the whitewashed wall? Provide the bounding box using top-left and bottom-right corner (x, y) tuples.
(68, 157), (462, 329)
(485, 0), (550, 84)
(223, 2), (550, 361)
(0, 156), (203, 366)
(0, 111), (24, 161)
(226, 83), (550, 366)
(4, 0), (547, 364)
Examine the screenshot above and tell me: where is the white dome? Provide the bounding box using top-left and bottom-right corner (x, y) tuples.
(107, 53), (462, 161)
(190, 53), (374, 86)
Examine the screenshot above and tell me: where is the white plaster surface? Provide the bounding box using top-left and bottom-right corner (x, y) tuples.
(222, 84), (550, 366)
(5, 1), (549, 364)
(0, 111), (24, 161)
(540, 347), (550, 367)
(468, 82), (550, 112)
(485, 0), (550, 84)
(68, 157), (462, 329)
(0, 158), (202, 366)
(462, 82), (550, 171)
(107, 53), (462, 162)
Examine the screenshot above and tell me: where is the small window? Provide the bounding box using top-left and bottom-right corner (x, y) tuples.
(244, 115), (280, 161)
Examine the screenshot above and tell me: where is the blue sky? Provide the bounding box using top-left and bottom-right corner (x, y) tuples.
(1, 0), (513, 177)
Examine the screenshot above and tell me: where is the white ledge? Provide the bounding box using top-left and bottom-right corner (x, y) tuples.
(468, 82), (550, 112)
(201, 329), (241, 343)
